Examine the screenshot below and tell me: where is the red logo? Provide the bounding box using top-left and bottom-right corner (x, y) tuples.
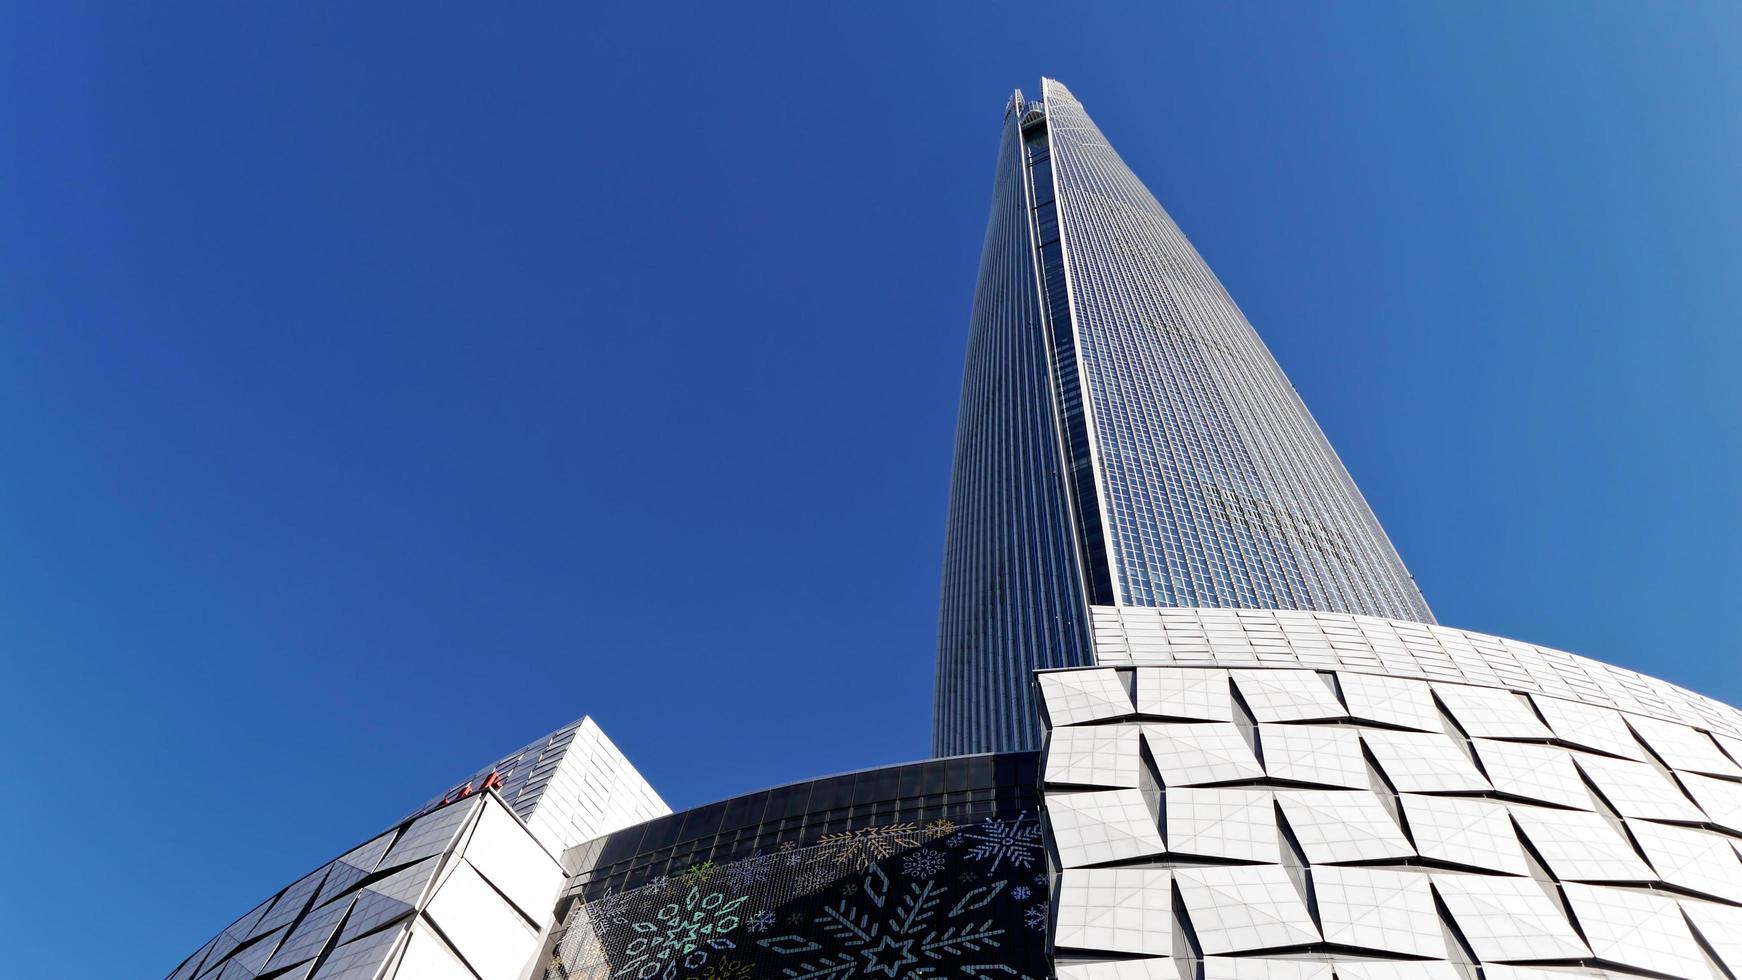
(412, 770), (507, 820)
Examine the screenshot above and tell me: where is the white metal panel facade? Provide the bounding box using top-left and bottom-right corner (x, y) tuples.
(1041, 613), (1742, 978)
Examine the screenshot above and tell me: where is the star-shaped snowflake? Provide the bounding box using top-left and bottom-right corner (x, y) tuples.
(959, 813), (1042, 872)
(858, 933), (920, 978)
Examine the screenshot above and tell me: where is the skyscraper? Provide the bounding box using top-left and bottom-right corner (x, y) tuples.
(937, 79), (1432, 756)
(161, 80), (1742, 980)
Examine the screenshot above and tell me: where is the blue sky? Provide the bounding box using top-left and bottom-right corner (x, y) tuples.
(2, 4), (1738, 974)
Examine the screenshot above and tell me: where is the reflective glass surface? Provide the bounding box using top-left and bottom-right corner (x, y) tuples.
(937, 81), (1433, 755)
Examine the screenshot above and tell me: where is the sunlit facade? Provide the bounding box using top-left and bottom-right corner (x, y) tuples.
(1040, 606), (1742, 980)
(937, 79), (1431, 756)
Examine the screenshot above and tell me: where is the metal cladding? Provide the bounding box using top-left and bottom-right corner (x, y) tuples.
(1041, 608), (1742, 980)
(166, 792), (569, 980)
(164, 717), (666, 980)
(403, 716), (670, 856)
(937, 79), (1431, 756)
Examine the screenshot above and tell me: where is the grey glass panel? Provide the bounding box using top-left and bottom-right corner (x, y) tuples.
(1038, 78), (1430, 621)
(935, 81), (1433, 754)
(935, 98), (1096, 756)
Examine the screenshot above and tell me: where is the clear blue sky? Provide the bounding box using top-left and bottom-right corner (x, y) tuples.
(2, 4), (1738, 974)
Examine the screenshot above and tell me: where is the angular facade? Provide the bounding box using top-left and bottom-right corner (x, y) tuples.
(166, 617), (1742, 980)
(1039, 608), (1742, 980)
(165, 716), (667, 980)
(165, 79), (1742, 980)
(937, 79), (1431, 756)
(167, 789), (568, 980)
(406, 716), (671, 856)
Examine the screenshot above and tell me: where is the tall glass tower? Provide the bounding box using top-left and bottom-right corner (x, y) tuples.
(936, 79), (1433, 756)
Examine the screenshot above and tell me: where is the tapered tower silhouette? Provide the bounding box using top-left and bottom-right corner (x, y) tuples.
(936, 79), (1432, 755)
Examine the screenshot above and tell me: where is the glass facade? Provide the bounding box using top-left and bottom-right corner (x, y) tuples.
(934, 95), (1097, 759)
(560, 753), (1040, 898)
(937, 80), (1433, 756)
(547, 753), (1047, 980)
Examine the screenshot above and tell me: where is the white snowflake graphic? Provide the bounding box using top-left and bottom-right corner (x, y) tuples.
(1024, 902), (1048, 931)
(761, 860), (1017, 979)
(794, 864), (838, 896)
(958, 814), (1042, 872)
(547, 814), (1049, 980)
(899, 848), (946, 879)
(722, 854), (775, 890)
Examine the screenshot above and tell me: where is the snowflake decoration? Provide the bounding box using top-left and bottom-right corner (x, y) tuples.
(700, 959), (752, 980)
(900, 848), (946, 879)
(618, 886), (748, 979)
(720, 854), (774, 890)
(794, 864), (838, 896)
(813, 823), (926, 870)
(924, 818), (956, 840)
(763, 860), (1017, 980)
(554, 815), (1049, 980)
(1024, 902), (1048, 931)
(958, 814), (1043, 872)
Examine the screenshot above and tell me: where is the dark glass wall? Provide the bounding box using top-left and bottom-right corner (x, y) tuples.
(934, 92), (1096, 759)
(545, 753), (1047, 980)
